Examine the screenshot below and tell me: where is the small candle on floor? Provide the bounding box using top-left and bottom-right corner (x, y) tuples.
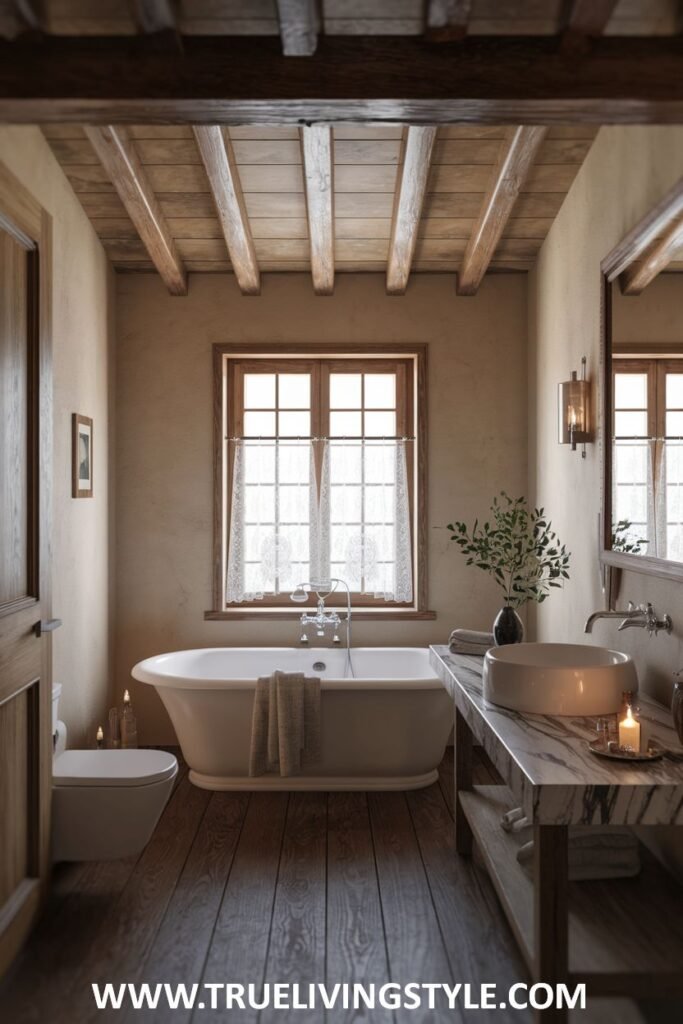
(96, 725), (104, 749)
(618, 706), (641, 752)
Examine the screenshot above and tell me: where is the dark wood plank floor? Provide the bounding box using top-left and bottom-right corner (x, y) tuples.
(0, 749), (664, 1024)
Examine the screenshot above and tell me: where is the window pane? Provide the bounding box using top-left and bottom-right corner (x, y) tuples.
(614, 442), (648, 485)
(330, 411), (362, 436)
(365, 373), (396, 409)
(244, 373), (275, 408)
(365, 444), (396, 484)
(666, 411), (683, 437)
(279, 373), (310, 409)
(244, 485), (275, 523)
(614, 411), (647, 437)
(666, 373), (683, 408)
(665, 441), (683, 484)
(330, 442), (362, 483)
(365, 411), (396, 437)
(278, 442), (310, 484)
(278, 411), (310, 436)
(279, 486), (310, 524)
(329, 484), (361, 523)
(243, 443), (275, 483)
(330, 373), (362, 409)
(244, 411), (276, 436)
(614, 373), (647, 409)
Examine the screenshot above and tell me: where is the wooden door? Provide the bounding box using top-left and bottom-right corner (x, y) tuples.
(0, 162), (53, 976)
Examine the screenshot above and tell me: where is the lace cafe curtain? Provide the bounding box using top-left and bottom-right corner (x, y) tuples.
(226, 439), (413, 604)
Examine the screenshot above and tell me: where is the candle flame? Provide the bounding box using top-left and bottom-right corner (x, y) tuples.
(123, 689), (131, 705)
(624, 707), (634, 725)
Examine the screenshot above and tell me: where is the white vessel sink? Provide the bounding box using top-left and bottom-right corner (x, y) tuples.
(483, 643), (637, 716)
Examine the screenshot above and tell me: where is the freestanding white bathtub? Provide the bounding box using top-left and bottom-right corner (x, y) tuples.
(132, 647), (452, 791)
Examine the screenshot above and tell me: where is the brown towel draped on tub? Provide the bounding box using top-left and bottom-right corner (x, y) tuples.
(249, 671), (322, 777)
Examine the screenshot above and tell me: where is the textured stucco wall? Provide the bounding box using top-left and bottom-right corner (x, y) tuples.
(115, 272), (527, 743)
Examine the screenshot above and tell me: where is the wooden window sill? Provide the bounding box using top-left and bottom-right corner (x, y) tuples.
(205, 609), (437, 621)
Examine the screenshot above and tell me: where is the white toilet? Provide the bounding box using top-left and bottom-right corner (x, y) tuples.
(51, 684), (178, 862)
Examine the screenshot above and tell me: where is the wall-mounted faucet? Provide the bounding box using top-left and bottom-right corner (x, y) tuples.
(584, 601), (673, 637)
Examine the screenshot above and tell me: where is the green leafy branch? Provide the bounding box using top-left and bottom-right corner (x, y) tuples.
(447, 493), (571, 609)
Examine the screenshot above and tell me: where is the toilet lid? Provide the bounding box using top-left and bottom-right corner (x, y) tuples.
(53, 749), (178, 788)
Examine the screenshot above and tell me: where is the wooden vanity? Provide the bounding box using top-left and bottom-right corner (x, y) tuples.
(430, 646), (683, 1022)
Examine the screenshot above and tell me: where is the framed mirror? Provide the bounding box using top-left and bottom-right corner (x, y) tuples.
(601, 186), (683, 582)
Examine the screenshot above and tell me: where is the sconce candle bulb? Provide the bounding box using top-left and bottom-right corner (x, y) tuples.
(558, 356), (590, 457)
(96, 725), (104, 749)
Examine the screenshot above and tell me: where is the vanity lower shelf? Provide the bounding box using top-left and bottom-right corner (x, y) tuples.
(460, 783), (683, 997)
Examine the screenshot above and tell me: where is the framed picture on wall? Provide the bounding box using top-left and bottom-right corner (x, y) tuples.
(72, 413), (93, 498)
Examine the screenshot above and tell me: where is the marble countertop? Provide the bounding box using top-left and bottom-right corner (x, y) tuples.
(430, 645), (683, 826)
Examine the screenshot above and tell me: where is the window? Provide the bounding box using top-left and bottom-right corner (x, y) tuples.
(612, 358), (683, 560)
(211, 345), (428, 616)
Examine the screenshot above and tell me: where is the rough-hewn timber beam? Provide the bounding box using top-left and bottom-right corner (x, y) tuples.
(128, 0), (178, 35)
(193, 126), (260, 295)
(387, 126), (437, 295)
(276, 0), (318, 56)
(620, 211), (683, 295)
(300, 125), (334, 295)
(603, 179), (683, 281)
(84, 125), (187, 295)
(562, 0), (619, 54)
(425, 1), (472, 42)
(1, 37), (683, 124)
(457, 125), (547, 296)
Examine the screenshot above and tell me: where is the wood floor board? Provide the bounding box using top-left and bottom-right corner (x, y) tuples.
(326, 791), (393, 1023)
(196, 792), (290, 1024)
(260, 792), (327, 1024)
(126, 792), (249, 1024)
(367, 791), (454, 1024)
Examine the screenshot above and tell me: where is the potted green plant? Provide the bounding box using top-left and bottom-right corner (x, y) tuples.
(447, 493), (571, 645)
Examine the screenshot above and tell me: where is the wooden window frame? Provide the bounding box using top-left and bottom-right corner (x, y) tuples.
(206, 343), (433, 620)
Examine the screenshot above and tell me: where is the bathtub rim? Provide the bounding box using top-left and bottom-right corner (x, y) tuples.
(131, 646), (446, 692)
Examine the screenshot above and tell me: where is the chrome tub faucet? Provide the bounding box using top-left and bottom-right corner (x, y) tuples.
(584, 601), (673, 637)
(290, 579), (354, 677)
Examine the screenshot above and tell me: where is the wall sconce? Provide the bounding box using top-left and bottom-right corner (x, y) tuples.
(558, 356), (590, 458)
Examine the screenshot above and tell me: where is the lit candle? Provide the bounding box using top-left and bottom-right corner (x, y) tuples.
(618, 706), (641, 752)
(96, 725), (104, 749)
(123, 689), (131, 707)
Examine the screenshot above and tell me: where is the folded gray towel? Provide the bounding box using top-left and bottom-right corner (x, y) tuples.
(449, 628), (494, 655)
(249, 671), (321, 778)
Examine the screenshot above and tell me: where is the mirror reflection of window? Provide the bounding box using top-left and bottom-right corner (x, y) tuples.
(612, 360), (683, 560)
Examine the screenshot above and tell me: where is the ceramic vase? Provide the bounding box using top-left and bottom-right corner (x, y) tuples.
(493, 605), (524, 646)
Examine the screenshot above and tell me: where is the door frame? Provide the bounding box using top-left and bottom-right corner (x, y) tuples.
(0, 160), (53, 975)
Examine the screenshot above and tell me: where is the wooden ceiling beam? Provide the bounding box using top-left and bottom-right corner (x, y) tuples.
(457, 126), (547, 296)
(300, 125), (334, 295)
(603, 179), (683, 281)
(620, 212), (683, 295)
(562, 0), (619, 54)
(387, 126), (437, 295)
(192, 126), (260, 295)
(276, 0), (318, 56)
(425, 1), (472, 42)
(0, 0), (43, 38)
(84, 125), (187, 295)
(127, 0), (178, 35)
(2, 37), (683, 124)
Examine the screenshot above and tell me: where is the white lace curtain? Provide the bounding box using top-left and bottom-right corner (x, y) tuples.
(226, 439), (413, 603)
(612, 438), (683, 561)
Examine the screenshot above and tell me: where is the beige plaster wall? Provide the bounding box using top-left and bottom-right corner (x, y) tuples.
(0, 126), (115, 748)
(529, 126), (683, 877)
(115, 272), (527, 743)
(612, 272), (683, 347)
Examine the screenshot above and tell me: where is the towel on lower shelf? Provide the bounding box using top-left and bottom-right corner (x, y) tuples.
(449, 628), (495, 655)
(249, 670), (321, 778)
(516, 827), (641, 881)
